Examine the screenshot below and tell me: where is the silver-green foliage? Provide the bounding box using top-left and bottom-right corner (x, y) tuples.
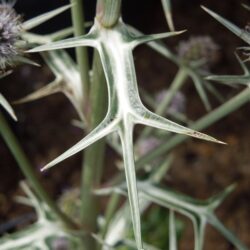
(28, 14), (224, 250)
(0, 182), (79, 250)
(0, 2), (248, 250)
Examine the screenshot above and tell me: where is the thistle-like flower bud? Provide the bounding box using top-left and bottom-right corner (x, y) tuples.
(177, 36), (219, 68)
(0, 1), (22, 71)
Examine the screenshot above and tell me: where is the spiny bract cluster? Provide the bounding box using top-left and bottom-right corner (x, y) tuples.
(0, 2), (22, 70)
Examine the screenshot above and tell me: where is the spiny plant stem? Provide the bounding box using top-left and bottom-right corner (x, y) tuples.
(70, 0), (90, 106)
(0, 111), (77, 230)
(137, 87), (250, 168)
(96, 0), (121, 28)
(110, 87), (250, 185)
(140, 68), (188, 139)
(81, 52), (108, 249)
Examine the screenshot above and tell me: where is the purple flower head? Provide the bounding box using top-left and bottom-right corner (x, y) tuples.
(177, 36), (220, 69)
(0, 1), (22, 70)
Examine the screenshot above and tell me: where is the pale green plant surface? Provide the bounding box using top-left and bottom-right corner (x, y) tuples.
(0, 182), (80, 250)
(0, 2), (249, 250)
(14, 50), (86, 122)
(96, 181), (247, 250)
(0, 93), (17, 121)
(28, 14), (224, 250)
(161, 0), (175, 31)
(0, 70), (16, 120)
(128, 26), (223, 112)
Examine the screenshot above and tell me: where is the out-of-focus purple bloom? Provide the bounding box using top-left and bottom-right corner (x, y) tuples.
(136, 137), (161, 156)
(52, 237), (70, 250)
(156, 90), (186, 115)
(177, 36), (220, 69)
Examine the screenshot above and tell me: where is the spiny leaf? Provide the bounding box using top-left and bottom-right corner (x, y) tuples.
(207, 184), (236, 210)
(161, 0), (175, 31)
(33, 19), (225, 250)
(206, 53), (250, 86)
(190, 72), (211, 111)
(202, 6), (250, 45)
(0, 93), (17, 121)
(16, 50), (86, 121)
(128, 26), (220, 109)
(136, 108), (224, 144)
(137, 182), (247, 250)
(28, 31), (97, 53)
(22, 4), (72, 30)
(118, 123), (143, 250)
(131, 30), (186, 48)
(0, 182), (78, 250)
(208, 215), (248, 250)
(13, 56), (40, 67)
(242, 3), (250, 11)
(13, 79), (61, 104)
(42, 115), (117, 171)
(204, 81), (225, 103)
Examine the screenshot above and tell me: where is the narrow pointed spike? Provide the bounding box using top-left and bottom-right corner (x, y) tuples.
(49, 27), (74, 41)
(206, 74), (250, 86)
(42, 116), (116, 171)
(204, 81), (225, 103)
(14, 56), (40, 67)
(235, 52), (249, 74)
(208, 215), (248, 250)
(137, 108), (225, 144)
(131, 30), (186, 48)
(28, 32), (97, 53)
(0, 93), (17, 121)
(119, 124), (144, 250)
(127, 25), (178, 62)
(0, 70), (12, 79)
(206, 53), (250, 86)
(22, 5), (72, 30)
(49, 22), (93, 41)
(208, 184), (236, 210)
(191, 73), (211, 111)
(242, 3), (250, 11)
(13, 79), (62, 105)
(161, 0), (175, 31)
(201, 6), (250, 45)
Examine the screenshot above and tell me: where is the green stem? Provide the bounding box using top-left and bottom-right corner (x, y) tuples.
(0, 111), (77, 230)
(80, 2), (121, 249)
(101, 193), (120, 239)
(70, 0), (90, 104)
(81, 52), (108, 249)
(140, 68), (188, 139)
(96, 0), (121, 28)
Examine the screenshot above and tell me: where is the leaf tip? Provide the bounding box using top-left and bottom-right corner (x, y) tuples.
(201, 5), (209, 12)
(41, 164), (51, 172)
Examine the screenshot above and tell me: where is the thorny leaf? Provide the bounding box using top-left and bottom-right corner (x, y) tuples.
(29, 17), (225, 250)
